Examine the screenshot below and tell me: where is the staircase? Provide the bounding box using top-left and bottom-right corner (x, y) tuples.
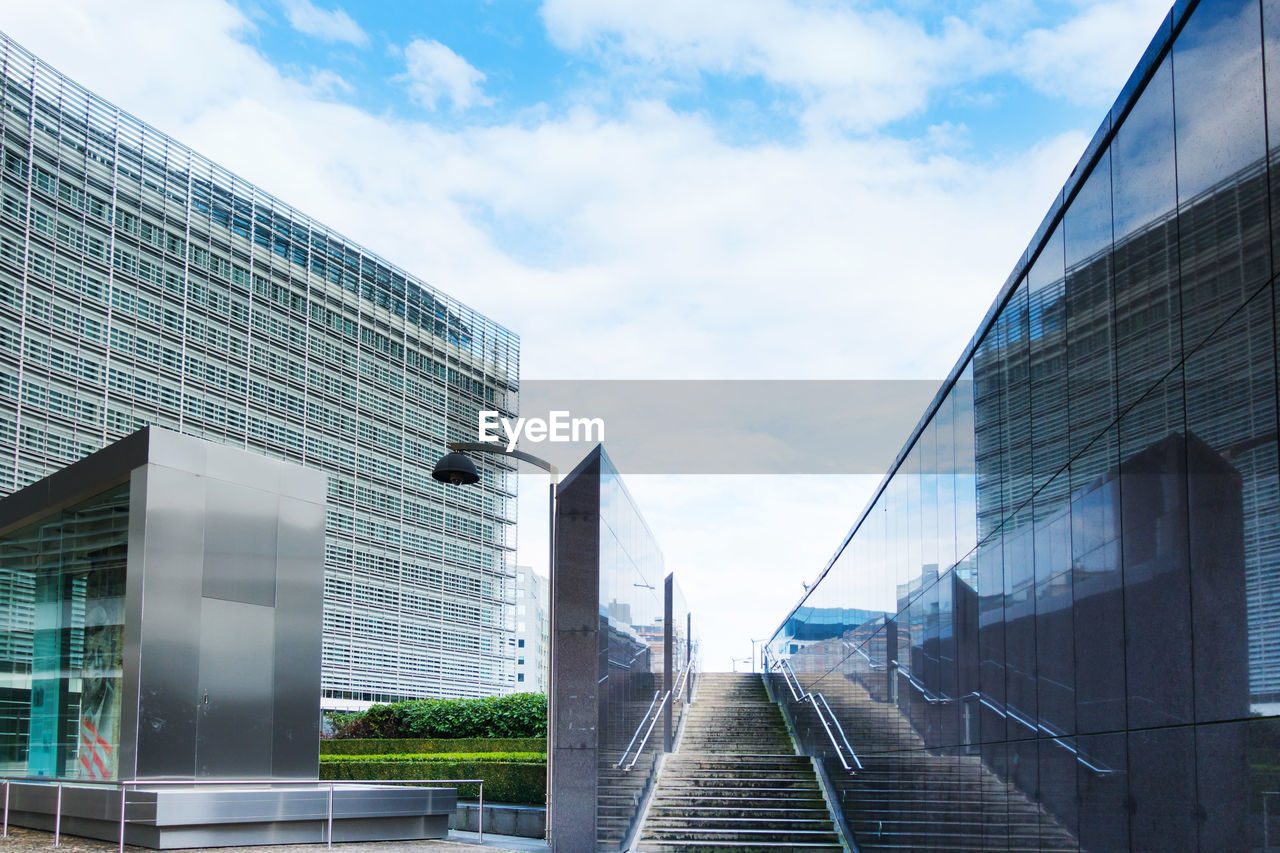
(635, 672), (843, 852)
(814, 675), (1079, 852)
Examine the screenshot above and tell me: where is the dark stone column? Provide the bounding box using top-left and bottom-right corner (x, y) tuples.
(550, 449), (602, 851)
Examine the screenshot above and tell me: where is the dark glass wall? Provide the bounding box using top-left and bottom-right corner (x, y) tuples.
(551, 446), (694, 851)
(596, 450), (666, 850)
(769, 1), (1280, 849)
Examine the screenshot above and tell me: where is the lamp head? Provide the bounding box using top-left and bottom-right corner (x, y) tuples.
(432, 452), (480, 486)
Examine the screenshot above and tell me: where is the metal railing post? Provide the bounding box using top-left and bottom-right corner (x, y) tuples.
(3, 778), (9, 838)
(118, 785), (127, 853)
(478, 781), (483, 844)
(326, 783), (334, 848)
(54, 783), (62, 847)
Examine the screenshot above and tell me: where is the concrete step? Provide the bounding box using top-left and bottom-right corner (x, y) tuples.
(642, 828), (841, 843)
(652, 795), (829, 809)
(648, 806), (833, 821)
(638, 841), (841, 852)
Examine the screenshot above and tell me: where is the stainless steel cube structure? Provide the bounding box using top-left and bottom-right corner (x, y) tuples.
(0, 425), (326, 782)
(0, 427), (456, 846)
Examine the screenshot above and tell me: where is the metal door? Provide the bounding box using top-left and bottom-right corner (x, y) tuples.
(195, 597), (275, 778)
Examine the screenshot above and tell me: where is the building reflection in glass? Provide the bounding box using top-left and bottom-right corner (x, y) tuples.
(552, 447), (695, 850)
(768, 0), (1280, 849)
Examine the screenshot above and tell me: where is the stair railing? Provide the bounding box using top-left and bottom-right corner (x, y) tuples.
(814, 692), (861, 773)
(961, 691), (1115, 775)
(615, 689), (663, 769)
(763, 649), (861, 774)
(616, 650), (698, 771)
(620, 690), (671, 771)
(892, 662), (951, 705)
(849, 643), (886, 670)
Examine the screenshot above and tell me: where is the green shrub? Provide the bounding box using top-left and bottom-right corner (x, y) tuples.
(326, 693), (547, 740)
(319, 754), (546, 805)
(321, 738), (546, 755)
(322, 751), (543, 762)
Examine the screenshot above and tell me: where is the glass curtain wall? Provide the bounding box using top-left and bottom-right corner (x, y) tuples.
(769, 0), (1280, 849)
(0, 483), (128, 779)
(596, 450), (666, 850)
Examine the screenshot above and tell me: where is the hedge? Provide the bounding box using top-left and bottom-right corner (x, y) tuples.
(321, 738), (546, 756)
(327, 692), (546, 739)
(319, 754), (545, 805)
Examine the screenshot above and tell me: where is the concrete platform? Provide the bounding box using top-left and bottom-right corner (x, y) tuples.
(450, 803), (544, 839)
(3, 781), (456, 849)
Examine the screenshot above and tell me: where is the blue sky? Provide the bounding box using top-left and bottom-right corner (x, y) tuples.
(235, 0), (1118, 153)
(5, 0), (1175, 668)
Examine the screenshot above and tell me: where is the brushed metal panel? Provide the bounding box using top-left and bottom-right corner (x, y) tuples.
(196, 598), (275, 778)
(271, 495), (325, 778)
(203, 442), (281, 496)
(4, 783), (456, 848)
(201, 479), (277, 607)
(144, 428), (208, 479)
(135, 464), (204, 779)
(277, 462), (327, 503)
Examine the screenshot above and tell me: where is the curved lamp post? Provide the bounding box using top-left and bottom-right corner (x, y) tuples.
(431, 440), (559, 843)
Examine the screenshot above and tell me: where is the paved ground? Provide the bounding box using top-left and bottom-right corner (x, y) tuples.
(0, 826), (546, 853)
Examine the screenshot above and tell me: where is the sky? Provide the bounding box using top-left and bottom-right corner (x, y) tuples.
(4, 0), (1174, 673)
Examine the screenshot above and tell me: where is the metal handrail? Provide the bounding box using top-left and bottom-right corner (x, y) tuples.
(764, 649), (805, 702)
(807, 694), (851, 773)
(763, 649), (860, 775)
(781, 658), (806, 698)
(624, 691), (671, 771)
(672, 650), (696, 704)
(615, 690), (662, 767)
(0, 775), (485, 851)
(851, 645), (886, 670)
(961, 692), (1115, 775)
(616, 650), (698, 771)
(816, 693), (861, 772)
(893, 662), (951, 705)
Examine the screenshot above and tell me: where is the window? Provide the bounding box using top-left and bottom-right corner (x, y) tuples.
(518, 639), (525, 648)
(517, 673), (524, 682)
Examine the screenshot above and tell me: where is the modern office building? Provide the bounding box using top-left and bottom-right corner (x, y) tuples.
(768, 0), (1280, 849)
(0, 32), (520, 712)
(513, 566), (548, 692)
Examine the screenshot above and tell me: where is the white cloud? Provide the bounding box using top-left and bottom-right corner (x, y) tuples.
(1, 0), (1105, 665)
(281, 0), (368, 47)
(541, 0), (997, 131)
(539, 0), (1175, 128)
(308, 68), (354, 96)
(397, 38), (492, 111)
(1015, 0), (1172, 105)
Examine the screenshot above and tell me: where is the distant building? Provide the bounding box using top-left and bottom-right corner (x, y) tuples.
(513, 567), (549, 692)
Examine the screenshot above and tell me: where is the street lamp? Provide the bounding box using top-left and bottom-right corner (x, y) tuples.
(430, 451), (480, 485)
(750, 638), (767, 675)
(431, 440), (559, 842)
